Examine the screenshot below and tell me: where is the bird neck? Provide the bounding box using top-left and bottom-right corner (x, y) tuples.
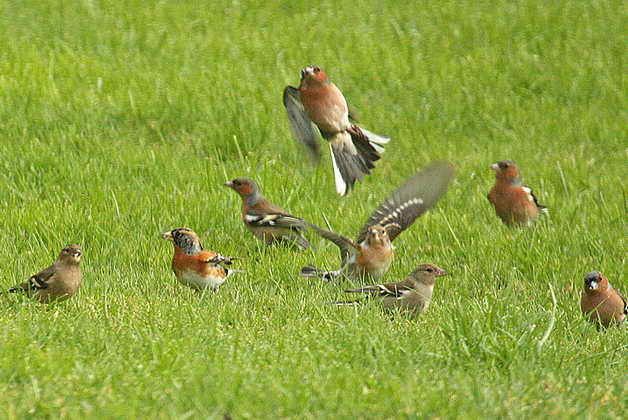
(243, 192), (263, 207)
(174, 239), (202, 255)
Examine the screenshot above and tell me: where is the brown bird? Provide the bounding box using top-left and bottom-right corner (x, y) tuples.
(301, 162), (455, 282)
(487, 160), (547, 226)
(224, 178), (310, 249)
(283, 65), (390, 195)
(580, 271), (626, 328)
(162, 228), (240, 293)
(8, 244), (83, 303)
(328, 263), (447, 317)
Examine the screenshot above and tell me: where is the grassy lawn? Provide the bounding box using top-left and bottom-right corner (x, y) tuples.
(0, 0), (625, 418)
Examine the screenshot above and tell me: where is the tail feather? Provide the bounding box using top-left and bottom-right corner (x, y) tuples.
(325, 299), (363, 306)
(299, 265), (340, 281)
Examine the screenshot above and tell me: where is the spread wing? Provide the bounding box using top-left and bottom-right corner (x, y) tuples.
(345, 279), (414, 299)
(305, 222), (359, 266)
(9, 264), (56, 293)
(283, 86), (320, 164)
(357, 161), (455, 243)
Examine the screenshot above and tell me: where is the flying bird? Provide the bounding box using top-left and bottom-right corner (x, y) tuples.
(301, 162), (455, 282)
(283, 65), (390, 195)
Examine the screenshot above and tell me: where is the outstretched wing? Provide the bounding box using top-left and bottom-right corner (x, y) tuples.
(305, 222), (359, 266)
(283, 86), (320, 164)
(357, 161), (455, 243)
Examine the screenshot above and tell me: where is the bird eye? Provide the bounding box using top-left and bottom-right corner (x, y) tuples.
(426, 268), (434, 272)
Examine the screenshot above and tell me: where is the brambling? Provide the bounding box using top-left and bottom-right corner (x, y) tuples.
(162, 228), (240, 293)
(487, 160), (547, 226)
(224, 178), (310, 249)
(328, 264), (447, 317)
(8, 244), (83, 303)
(580, 271), (626, 328)
(301, 162), (455, 282)
(283, 65), (390, 195)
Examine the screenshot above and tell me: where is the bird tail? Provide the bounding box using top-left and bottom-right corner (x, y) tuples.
(330, 127), (389, 195)
(299, 265), (340, 281)
(325, 299), (363, 306)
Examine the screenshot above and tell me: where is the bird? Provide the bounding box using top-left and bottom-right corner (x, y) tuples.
(162, 228), (240, 293)
(224, 178), (310, 249)
(283, 65), (390, 195)
(300, 162), (455, 282)
(580, 271), (626, 328)
(328, 263), (447, 317)
(7, 244), (83, 303)
(487, 160), (547, 226)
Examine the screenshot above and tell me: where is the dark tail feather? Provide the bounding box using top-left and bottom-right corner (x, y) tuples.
(300, 265), (339, 281)
(325, 299), (363, 306)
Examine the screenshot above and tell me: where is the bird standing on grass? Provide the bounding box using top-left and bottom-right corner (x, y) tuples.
(224, 178), (310, 249)
(283, 65), (390, 195)
(580, 271), (626, 328)
(328, 264), (447, 317)
(7, 244), (83, 303)
(487, 160), (547, 226)
(162, 228), (240, 293)
(300, 162), (455, 282)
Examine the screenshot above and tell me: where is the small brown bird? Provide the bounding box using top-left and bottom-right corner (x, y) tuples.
(580, 271), (626, 328)
(224, 178), (310, 249)
(487, 160), (547, 226)
(162, 228), (240, 293)
(284, 65), (390, 195)
(328, 264), (447, 317)
(301, 162), (455, 282)
(8, 244), (83, 303)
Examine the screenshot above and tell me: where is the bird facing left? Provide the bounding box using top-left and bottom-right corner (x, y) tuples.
(162, 227), (241, 293)
(7, 244), (83, 303)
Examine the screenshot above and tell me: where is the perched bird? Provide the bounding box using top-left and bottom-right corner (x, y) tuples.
(283, 65), (390, 195)
(162, 228), (240, 293)
(224, 178), (310, 249)
(301, 162), (455, 282)
(8, 244), (83, 303)
(487, 160), (547, 226)
(328, 264), (447, 317)
(580, 271), (626, 328)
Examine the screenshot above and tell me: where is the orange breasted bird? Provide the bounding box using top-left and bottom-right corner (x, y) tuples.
(162, 228), (240, 293)
(224, 178), (310, 249)
(8, 244), (83, 303)
(301, 162), (455, 282)
(328, 264), (447, 317)
(580, 271), (626, 328)
(487, 160), (547, 226)
(283, 65), (390, 195)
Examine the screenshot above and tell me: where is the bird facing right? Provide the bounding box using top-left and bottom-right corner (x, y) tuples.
(580, 271), (626, 328)
(487, 160), (547, 226)
(328, 263), (447, 318)
(7, 244), (83, 303)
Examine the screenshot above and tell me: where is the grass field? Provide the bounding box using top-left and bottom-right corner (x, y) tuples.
(0, 0), (626, 418)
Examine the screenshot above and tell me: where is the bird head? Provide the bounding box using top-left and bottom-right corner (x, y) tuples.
(365, 225), (391, 247)
(490, 160), (522, 184)
(224, 178), (260, 199)
(162, 227), (202, 254)
(59, 244), (83, 265)
(583, 271), (606, 292)
(300, 65), (329, 86)
(409, 263), (447, 286)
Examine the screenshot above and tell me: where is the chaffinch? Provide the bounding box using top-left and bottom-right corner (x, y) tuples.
(8, 244), (83, 303)
(224, 178), (310, 249)
(283, 65), (390, 195)
(301, 162), (455, 282)
(487, 160), (547, 226)
(328, 264), (447, 317)
(162, 228), (240, 293)
(580, 271), (626, 328)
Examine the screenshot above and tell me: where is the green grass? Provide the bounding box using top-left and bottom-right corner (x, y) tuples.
(0, 0), (626, 418)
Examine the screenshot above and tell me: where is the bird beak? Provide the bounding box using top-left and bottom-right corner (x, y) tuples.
(162, 231), (173, 241)
(224, 182), (234, 189)
(490, 163), (499, 171)
(436, 268), (447, 277)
